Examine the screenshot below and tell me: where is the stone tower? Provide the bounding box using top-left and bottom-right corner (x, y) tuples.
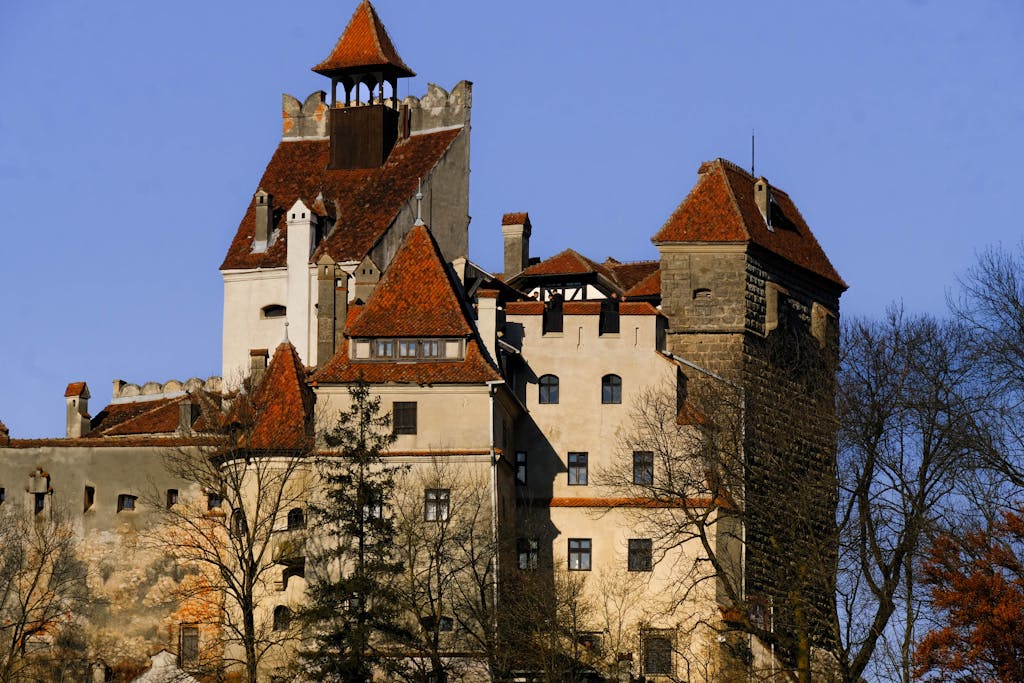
(654, 158), (846, 664)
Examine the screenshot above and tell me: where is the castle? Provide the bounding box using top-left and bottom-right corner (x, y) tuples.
(0, 2), (844, 681)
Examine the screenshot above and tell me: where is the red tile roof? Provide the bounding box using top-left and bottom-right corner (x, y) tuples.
(312, 338), (500, 384)
(608, 260), (659, 291)
(652, 159), (845, 288)
(624, 268), (660, 298)
(518, 249), (615, 280)
(502, 212), (530, 226)
(64, 382), (88, 398)
(504, 300), (659, 316)
(345, 224), (475, 338)
(220, 128), (461, 271)
(88, 394), (219, 437)
(247, 342), (316, 451)
(312, 1), (415, 78)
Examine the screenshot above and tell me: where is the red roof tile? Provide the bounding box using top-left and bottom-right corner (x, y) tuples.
(624, 268), (660, 298)
(652, 159), (845, 288)
(504, 300), (658, 316)
(64, 382), (88, 398)
(312, 1), (415, 78)
(247, 342), (316, 451)
(89, 397), (181, 436)
(501, 212), (530, 226)
(312, 338), (500, 384)
(504, 301), (544, 315)
(345, 224), (475, 338)
(518, 249), (615, 280)
(608, 260), (659, 291)
(220, 128), (461, 271)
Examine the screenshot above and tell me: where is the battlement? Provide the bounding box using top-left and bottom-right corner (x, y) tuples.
(110, 377), (222, 404)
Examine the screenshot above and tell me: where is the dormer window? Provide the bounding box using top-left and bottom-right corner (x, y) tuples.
(358, 339), (463, 361)
(374, 340), (395, 358)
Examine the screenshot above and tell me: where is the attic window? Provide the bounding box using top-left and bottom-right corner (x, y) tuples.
(261, 304), (286, 319)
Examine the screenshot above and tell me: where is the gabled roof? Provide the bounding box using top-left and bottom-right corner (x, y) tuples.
(312, 1), (415, 79)
(345, 224), (475, 338)
(247, 342), (316, 451)
(220, 128), (460, 271)
(652, 159), (845, 289)
(517, 249), (615, 281)
(64, 382), (89, 398)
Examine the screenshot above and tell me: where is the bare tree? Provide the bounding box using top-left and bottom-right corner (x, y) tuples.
(151, 379), (310, 683)
(0, 506), (88, 683)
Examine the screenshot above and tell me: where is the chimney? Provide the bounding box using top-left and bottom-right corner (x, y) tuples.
(250, 349), (269, 385)
(178, 399), (196, 434)
(754, 177), (772, 229)
(111, 379), (127, 399)
(317, 254), (348, 366)
(0, 420), (9, 446)
(254, 189), (273, 252)
(353, 255), (380, 302)
(501, 213), (532, 277)
(286, 199), (315, 362)
(64, 382), (91, 439)
(476, 290), (500, 364)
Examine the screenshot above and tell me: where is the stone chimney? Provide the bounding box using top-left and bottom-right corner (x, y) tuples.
(65, 382), (91, 439)
(353, 255), (380, 302)
(250, 349), (269, 385)
(253, 189), (273, 252)
(286, 199), (315, 362)
(501, 212), (532, 277)
(317, 254), (348, 366)
(754, 177), (772, 229)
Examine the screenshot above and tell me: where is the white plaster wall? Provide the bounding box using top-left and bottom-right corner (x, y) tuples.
(222, 269), (288, 381)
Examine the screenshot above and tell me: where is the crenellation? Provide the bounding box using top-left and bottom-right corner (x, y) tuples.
(110, 377), (222, 403)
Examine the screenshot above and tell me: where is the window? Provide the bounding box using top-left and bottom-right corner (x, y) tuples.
(425, 489), (450, 522)
(599, 298), (620, 334)
(261, 304), (286, 319)
(0, 488), (5, 505)
(633, 451), (654, 486)
(373, 339), (394, 358)
(628, 539), (653, 572)
(399, 339), (418, 358)
(179, 625), (199, 667)
(568, 452), (588, 486)
(568, 538), (591, 571)
(643, 634), (673, 675)
(422, 615), (454, 632)
(273, 606), (292, 631)
(578, 632), (603, 654)
(287, 507), (305, 530)
(165, 489), (178, 508)
(515, 451), (527, 486)
(207, 492), (223, 511)
(282, 563), (305, 591)
(84, 486), (95, 512)
(393, 401), (417, 435)
(539, 374), (559, 404)
(421, 340), (441, 358)
(117, 494), (136, 513)
(602, 374), (622, 404)
(34, 492), (46, 515)
(231, 510), (248, 537)
(517, 538), (539, 570)
(543, 294), (564, 334)
(361, 487), (383, 521)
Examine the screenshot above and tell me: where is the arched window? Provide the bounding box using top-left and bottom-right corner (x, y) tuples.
(287, 507), (305, 530)
(602, 374), (622, 404)
(273, 605), (292, 631)
(539, 374), (559, 404)
(230, 509), (248, 537)
(261, 304), (286, 319)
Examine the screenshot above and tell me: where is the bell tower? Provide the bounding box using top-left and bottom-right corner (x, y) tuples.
(312, 0), (416, 169)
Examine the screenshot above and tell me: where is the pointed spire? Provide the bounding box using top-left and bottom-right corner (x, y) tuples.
(313, 0), (415, 79)
(414, 178), (424, 226)
(284, 321), (290, 343)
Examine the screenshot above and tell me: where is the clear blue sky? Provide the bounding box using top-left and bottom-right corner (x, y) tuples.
(1, 1), (1022, 437)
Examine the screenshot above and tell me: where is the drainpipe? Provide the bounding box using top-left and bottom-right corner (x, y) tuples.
(486, 380), (504, 622)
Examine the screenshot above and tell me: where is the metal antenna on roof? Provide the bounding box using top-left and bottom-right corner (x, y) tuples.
(751, 129), (756, 176)
(414, 178), (425, 226)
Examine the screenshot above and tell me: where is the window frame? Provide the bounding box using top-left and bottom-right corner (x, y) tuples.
(517, 537), (539, 570)
(538, 374), (559, 405)
(515, 451), (528, 486)
(272, 605), (292, 631)
(287, 507), (305, 530)
(117, 494), (137, 513)
(207, 492), (223, 511)
(633, 451), (654, 486)
(393, 401), (417, 435)
(601, 374), (622, 404)
(424, 488), (451, 522)
(568, 452), (588, 486)
(642, 632), (674, 676)
(568, 538), (592, 571)
(166, 488), (179, 508)
(261, 304), (286, 319)
(179, 625), (200, 668)
(628, 538), (653, 572)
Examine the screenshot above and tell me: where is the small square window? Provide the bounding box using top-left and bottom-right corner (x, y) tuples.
(568, 452), (588, 486)
(393, 402), (417, 435)
(166, 489), (179, 508)
(633, 451), (654, 486)
(515, 451), (527, 486)
(207, 492), (223, 510)
(425, 489), (450, 522)
(517, 538), (539, 570)
(117, 494), (137, 512)
(628, 539), (653, 572)
(568, 538), (591, 571)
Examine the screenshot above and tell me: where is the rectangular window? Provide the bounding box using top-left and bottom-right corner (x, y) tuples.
(393, 401), (417, 435)
(117, 494), (137, 512)
(568, 452), (588, 486)
(0, 487), (5, 504)
(399, 339), (418, 358)
(628, 538), (653, 572)
(207, 492), (223, 510)
(179, 625), (199, 667)
(167, 489), (179, 508)
(633, 451), (654, 486)
(34, 492), (45, 515)
(517, 538), (539, 570)
(643, 633), (673, 675)
(84, 486), (95, 512)
(421, 340), (441, 358)
(568, 538), (591, 571)
(424, 489), (450, 522)
(374, 339), (394, 358)
(515, 451), (527, 486)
